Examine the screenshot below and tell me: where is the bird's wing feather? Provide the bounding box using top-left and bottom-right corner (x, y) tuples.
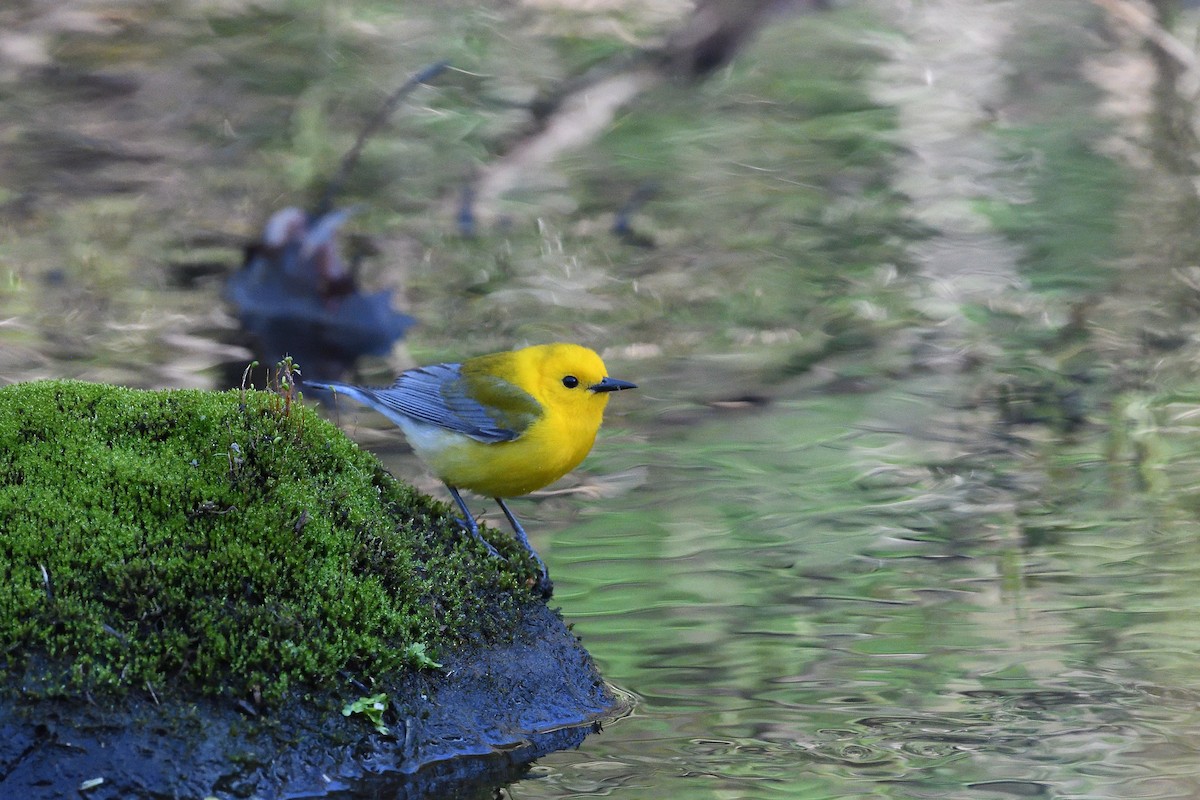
(309, 363), (538, 443)
(451, 369), (541, 440)
(392, 363), (522, 441)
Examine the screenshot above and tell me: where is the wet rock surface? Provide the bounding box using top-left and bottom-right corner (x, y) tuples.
(0, 601), (618, 799)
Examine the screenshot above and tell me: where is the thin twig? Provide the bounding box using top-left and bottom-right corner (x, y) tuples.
(315, 60), (450, 215)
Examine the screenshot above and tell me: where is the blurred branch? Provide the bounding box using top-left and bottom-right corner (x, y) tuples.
(656, 0), (828, 79)
(1091, 0), (1199, 76)
(463, 0), (830, 228)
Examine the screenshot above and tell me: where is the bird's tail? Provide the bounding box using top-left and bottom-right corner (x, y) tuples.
(303, 380), (368, 400)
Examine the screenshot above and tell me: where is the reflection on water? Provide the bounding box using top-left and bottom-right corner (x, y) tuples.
(517, 387), (1200, 799)
(5, 0), (1200, 798)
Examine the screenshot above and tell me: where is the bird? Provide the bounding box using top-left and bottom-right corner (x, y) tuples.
(306, 343), (636, 596)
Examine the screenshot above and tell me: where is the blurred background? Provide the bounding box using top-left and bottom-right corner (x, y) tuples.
(5, 0), (1200, 797)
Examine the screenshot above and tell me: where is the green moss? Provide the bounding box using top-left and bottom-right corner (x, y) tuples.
(0, 380), (536, 704)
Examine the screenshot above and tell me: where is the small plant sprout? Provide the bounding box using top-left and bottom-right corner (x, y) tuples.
(269, 356), (302, 417)
(342, 692), (391, 736)
(403, 642), (442, 670)
(239, 360), (259, 408)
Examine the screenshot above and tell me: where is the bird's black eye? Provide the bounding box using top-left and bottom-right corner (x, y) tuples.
(562, 375), (580, 389)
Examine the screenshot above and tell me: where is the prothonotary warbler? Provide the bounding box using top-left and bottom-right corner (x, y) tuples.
(306, 343), (636, 596)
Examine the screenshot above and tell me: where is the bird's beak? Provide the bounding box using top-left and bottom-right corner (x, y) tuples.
(590, 377), (637, 393)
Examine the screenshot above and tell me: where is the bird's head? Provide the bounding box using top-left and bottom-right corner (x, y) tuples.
(524, 343), (636, 419)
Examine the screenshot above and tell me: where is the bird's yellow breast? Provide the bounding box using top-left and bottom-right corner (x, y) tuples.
(422, 398), (604, 496)
(420, 403), (601, 498)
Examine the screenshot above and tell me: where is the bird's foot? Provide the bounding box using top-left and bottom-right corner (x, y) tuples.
(494, 497), (553, 600)
(454, 516), (503, 560)
(455, 515), (552, 597)
(447, 486), (504, 560)
(532, 570), (553, 600)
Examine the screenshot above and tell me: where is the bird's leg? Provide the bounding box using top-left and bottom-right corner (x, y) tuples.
(446, 486), (501, 559)
(495, 497), (552, 598)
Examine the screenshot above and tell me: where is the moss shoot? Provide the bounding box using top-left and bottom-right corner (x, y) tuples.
(0, 380), (537, 704)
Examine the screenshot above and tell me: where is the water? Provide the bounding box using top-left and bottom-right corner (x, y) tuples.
(5, 0), (1200, 797)
(523, 388), (1200, 799)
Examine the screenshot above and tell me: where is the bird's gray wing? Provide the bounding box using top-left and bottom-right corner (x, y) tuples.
(308, 363), (537, 443)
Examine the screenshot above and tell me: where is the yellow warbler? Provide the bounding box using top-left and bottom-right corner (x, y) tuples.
(306, 343), (636, 596)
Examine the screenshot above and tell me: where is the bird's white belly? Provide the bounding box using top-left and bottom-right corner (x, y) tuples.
(396, 418), (470, 462)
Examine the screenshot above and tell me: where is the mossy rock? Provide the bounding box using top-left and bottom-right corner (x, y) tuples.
(0, 380), (618, 797)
